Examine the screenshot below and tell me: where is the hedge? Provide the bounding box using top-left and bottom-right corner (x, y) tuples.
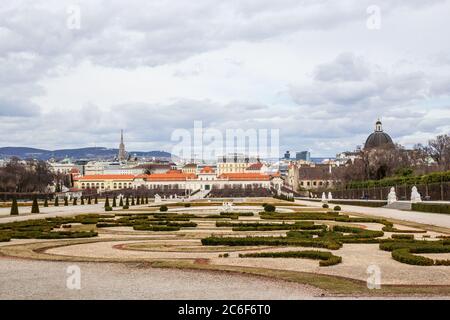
(201, 236), (341, 250)
(343, 170), (450, 189)
(239, 250), (342, 266)
(391, 234), (415, 240)
(329, 200), (387, 208)
(380, 240), (450, 266)
(133, 225), (180, 231)
(391, 248), (434, 266)
(220, 212), (254, 217)
(382, 225), (426, 233)
(411, 203), (450, 215)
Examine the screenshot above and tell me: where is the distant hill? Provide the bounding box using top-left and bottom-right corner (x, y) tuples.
(0, 147), (172, 161)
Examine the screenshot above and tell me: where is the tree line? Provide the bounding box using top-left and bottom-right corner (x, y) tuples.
(0, 157), (71, 193)
(336, 134), (450, 184)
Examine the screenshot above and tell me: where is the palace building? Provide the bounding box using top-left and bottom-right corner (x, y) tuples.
(73, 167), (282, 193)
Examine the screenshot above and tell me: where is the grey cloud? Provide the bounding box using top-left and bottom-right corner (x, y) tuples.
(0, 98), (40, 117)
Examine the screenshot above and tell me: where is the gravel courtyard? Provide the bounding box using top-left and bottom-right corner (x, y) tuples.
(0, 257), (324, 300)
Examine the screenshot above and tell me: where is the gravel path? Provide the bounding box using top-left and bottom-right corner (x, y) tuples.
(0, 257), (324, 300)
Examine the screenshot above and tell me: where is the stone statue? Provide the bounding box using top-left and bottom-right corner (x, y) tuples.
(222, 201), (233, 212)
(154, 194), (161, 204)
(328, 192), (333, 200)
(321, 192), (327, 203)
(387, 187), (397, 204)
(411, 186), (422, 203)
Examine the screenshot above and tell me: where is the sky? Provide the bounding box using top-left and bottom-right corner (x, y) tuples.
(1, 0), (450, 157)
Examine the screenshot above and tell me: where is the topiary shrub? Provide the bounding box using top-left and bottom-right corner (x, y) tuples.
(31, 197), (40, 214)
(10, 198), (19, 216)
(105, 206), (113, 212)
(160, 205), (168, 212)
(264, 204), (276, 212)
(322, 203), (329, 209)
(333, 206), (341, 211)
(122, 205), (129, 210)
(44, 198), (49, 207)
(54, 197), (59, 207)
(184, 203), (191, 207)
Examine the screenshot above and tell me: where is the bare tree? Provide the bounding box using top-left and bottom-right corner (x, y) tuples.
(426, 134), (450, 170)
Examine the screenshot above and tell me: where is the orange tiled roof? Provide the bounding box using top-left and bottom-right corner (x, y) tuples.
(219, 173), (271, 181)
(77, 175), (136, 181)
(200, 166), (215, 173)
(146, 172), (197, 181)
(245, 163), (263, 170)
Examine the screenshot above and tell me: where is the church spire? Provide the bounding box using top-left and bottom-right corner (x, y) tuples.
(118, 129), (127, 162)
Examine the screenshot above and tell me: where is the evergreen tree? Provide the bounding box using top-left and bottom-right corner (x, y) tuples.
(88, 196), (92, 205)
(31, 196), (40, 214)
(44, 197), (49, 207)
(112, 196), (117, 207)
(54, 196), (59, 207)
(64, 197), (69, 206)
(119, 196), (124, 207)
(136, 196), (140, 205)
(131, 196), (135, 206)
(73, 197), (77, 206)
(95, 196), (98, 204)
(125, 196), (130, 207)
(104, 196), (110, 208)
(81, 196), (85, 205)
(10, 197), (19, 215)
(145, 197), (149, 204)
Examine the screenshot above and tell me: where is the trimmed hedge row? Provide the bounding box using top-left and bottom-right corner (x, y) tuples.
(201, 236), (341, 250)
(220, 212), (254, 217)
(380, 240), (450, 266)
(382, 226), (426, 233)
(412, 203), (450, 215)
(133, 225), (180, 231)
(239, 250), (342, 266)
(391, 234), (415, 240)
(329, 200), (387, 208)
(343, 170), (450, 189)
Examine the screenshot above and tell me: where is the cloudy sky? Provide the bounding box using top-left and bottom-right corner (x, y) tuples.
(1, 0), (450, 157)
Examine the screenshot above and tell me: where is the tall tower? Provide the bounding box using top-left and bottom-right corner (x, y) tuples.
(118, 130), (127, 162)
